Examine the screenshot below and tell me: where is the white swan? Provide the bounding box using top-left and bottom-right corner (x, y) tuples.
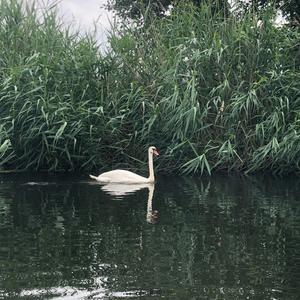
(89, 146), (159, 184)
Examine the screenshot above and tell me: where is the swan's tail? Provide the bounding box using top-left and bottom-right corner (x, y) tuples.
(89, 174), (98, 180)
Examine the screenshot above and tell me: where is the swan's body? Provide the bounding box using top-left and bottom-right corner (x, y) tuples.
(89, 146), (159, 184)
(90, 170), (150, 184)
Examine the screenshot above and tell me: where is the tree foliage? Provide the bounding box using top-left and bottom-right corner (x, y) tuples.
(235, 0), (300, 24)
(106, 0), (300, 24)
(106, 0), (230, 21)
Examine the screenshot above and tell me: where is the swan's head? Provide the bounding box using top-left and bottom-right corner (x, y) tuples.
(149, 146), (159, 157)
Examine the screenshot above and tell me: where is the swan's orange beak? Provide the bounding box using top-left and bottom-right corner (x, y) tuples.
(153, 149), (160, 156)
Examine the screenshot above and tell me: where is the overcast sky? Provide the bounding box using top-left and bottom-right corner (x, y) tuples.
(34, 0), (113, 45)
(30, 0), (285, 45)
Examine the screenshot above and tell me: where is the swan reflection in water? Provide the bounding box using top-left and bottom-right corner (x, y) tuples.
(100, 183), (158, 224)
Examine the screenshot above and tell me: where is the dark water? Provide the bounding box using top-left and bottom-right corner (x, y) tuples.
(0, 173), (299, 300)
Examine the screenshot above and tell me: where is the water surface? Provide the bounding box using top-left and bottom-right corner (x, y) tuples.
(0, 173), (299, 299)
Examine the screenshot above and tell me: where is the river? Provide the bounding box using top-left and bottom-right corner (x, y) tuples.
(0, 173), (299, 299)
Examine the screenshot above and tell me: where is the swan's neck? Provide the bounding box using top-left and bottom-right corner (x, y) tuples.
(148, 151), (155, 182)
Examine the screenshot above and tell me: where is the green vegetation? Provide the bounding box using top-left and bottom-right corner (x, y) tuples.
(107, 0), (300, 25)
(0, 0), (300, 174)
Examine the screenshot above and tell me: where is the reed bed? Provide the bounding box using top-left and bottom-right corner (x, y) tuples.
(0, 0), (299, 174)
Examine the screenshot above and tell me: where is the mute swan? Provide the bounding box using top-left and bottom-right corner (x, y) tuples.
(89, 146), (159, 184)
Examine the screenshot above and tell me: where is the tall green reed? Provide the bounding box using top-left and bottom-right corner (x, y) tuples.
(105, 1), (300, 174)
(0, 0), (299, 174)
(0, 0), (108, 171)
